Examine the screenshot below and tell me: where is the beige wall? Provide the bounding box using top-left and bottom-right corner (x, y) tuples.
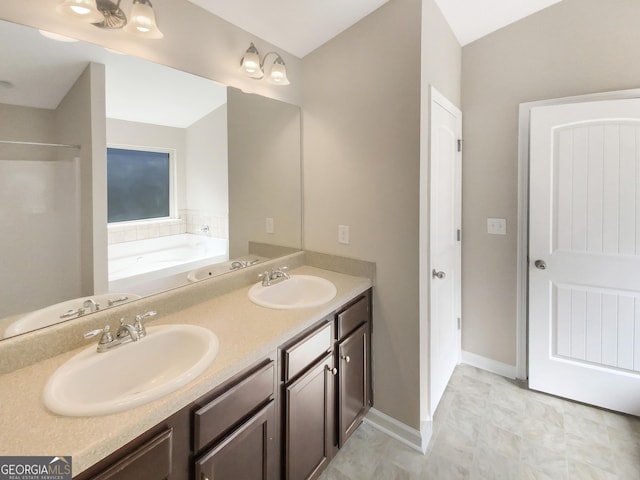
(461, 0), (640, 366)
(186, 105), (229, 223)
(304, 0), (460, 429)
(227, 88), (301, 257)
(56, 63), (106, 295)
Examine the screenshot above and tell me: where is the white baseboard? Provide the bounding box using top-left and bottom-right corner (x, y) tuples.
(364, 408), (432, 454)
(461, 350), (518, 379)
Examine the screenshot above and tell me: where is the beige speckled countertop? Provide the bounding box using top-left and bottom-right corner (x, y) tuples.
(0, 265), (371, 476)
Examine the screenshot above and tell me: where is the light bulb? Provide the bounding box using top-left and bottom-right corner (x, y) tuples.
(125, 0), (164, 39)
(70, 5), (90, 14)
(240, 44), (264, 79)
(267, 59), (290, 85)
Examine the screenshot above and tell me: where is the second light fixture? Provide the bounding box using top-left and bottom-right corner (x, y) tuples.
(240, 43), (290, 86)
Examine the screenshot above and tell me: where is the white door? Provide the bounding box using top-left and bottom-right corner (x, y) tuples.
(529, 98), (640, 415)
(429, 87), (462, 416)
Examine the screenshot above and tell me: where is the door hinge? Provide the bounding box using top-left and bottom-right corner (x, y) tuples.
(457, 229), (461, 242)
(457, 139), (463, 152)
(457, 317), (461, 330)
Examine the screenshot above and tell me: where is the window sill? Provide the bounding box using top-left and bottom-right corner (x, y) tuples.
(108, 218), (182, 232)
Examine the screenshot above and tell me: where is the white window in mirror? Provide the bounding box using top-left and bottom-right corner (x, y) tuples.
(107, 146), (176, 223)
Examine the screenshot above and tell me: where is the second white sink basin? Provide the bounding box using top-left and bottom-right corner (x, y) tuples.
(248, 275), (337, 309)
(43, 324), (218, 416)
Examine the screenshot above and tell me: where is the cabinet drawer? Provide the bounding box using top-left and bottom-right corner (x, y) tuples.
(194, 361), (275, 453)
(283, 321), (333, 383)
(89, 429), (172, 480)
(195, 400), (276, 480)
(337, 294), (369, 340)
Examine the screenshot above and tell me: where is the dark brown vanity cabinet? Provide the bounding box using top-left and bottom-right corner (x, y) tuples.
(281, 288), (372, 480)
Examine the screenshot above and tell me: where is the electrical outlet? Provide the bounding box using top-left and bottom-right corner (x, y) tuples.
(338, 225), (350, 244)
(265, 217), (274, 234)
(487, 217), (506, 235)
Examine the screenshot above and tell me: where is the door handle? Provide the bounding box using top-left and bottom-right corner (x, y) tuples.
(534, 259), (547, 270)
(432, 269), (446, 280)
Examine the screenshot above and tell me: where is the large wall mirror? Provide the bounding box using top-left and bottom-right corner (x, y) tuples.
(0, 19), (302, 340)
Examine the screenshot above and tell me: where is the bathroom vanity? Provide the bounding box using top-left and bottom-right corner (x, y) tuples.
(0, 260), (373, 480)
(75, 289), (372, 480)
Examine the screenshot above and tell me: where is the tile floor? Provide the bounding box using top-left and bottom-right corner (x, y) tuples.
(319, 364), (640, 479)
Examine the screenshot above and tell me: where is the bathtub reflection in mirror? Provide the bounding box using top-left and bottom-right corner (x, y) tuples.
(0, 20), (302, 339)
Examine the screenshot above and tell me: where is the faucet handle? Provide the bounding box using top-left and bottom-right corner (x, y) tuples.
(134, 311), (156, 338)
(60, 308), (85, 319)
(273, 266), (290, 279)
(84, 325), (113, 345)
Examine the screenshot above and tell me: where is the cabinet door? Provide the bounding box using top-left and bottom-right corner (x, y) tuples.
(338, 323), (369, 447)
(195, 401), (277, 480)
(285, 353), (334, 480)
(85, 429), (173, 480)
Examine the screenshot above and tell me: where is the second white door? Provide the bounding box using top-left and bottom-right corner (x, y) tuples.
(529, 98), (640, 415)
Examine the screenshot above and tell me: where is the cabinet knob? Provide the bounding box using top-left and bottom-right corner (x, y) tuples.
(326, 365), (338, 375)
(341, 355), (351, 363)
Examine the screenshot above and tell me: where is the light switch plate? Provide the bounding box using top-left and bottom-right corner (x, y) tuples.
(487, 217), (506, 235)
(266, 217), (274, 234)
(338, 225), (350, 244)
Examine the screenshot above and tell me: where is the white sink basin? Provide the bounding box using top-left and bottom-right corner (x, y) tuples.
(3, 293), (141, 339)
(43, 324), (218, 416)
(248, 275), (337, 309)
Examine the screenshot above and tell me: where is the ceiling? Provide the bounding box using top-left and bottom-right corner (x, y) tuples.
(434, 0), (562, 46)
(188, 0), (564, 57)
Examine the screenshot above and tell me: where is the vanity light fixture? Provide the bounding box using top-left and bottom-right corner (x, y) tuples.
(57, 0), (163, 39)
(240, 43), (290, 86)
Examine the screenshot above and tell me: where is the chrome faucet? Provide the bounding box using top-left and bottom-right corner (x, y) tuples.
(84, 312), (158, 352)
(231, 258), (261, 270)
(200, 224), (210, 234)
(231, 260), (246, 270)
(259, 266), (290, 286)
(83, 299), (100, 313)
